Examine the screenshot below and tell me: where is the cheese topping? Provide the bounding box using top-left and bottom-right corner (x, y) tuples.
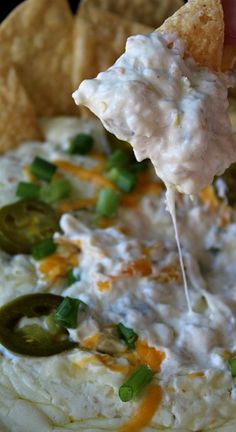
(0, 117), (236, 431)
(73, 31), (236, 195)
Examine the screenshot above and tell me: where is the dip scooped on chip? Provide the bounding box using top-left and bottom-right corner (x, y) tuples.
(73, 0), (236, 195)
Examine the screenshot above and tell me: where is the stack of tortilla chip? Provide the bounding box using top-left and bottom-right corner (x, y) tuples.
(0, 0), (184, 151)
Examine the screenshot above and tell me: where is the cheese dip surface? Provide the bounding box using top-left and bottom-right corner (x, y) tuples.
(73, 32), (236, 195)
(0, 116), (236, 431)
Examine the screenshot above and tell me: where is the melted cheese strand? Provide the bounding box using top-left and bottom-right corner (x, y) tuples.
(165, 184), (192, 312)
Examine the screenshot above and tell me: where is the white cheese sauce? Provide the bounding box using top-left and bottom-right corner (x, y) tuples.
(73, 31), (236, 195)
(0, 117), (236, 431)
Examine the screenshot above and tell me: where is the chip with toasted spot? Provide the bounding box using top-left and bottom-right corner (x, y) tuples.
(0, 0), (75, 116)
(72, 4), (152, 91)
(0, 67), (42, 153)
(80, 0), (184, 28)
(158, 0), (224, 71)
(222, 45), (236, 71)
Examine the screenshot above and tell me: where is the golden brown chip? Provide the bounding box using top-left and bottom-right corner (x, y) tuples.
(80, 0), (184, 28)
(222, 45), (236, 71)
(0, 0), (75, 116)
(158, 0), (224, 71)
(72, 4), (152, 89)
(0, 67), (42, 153)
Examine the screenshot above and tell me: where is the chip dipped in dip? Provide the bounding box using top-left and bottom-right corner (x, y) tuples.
(73, 3), (236, 195)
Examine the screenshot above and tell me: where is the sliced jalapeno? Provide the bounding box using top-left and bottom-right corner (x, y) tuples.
(0, 294), (77, 356)
(0, 199), (59, 254)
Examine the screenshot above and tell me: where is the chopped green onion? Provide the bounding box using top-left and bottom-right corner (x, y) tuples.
(117, 322), (138, 350)
(67, 133), (94, 155)
(67, 268), (81, 286)
(54, 296), (87, 329)
(40, 179), (72, 204)
(31, 238), (56, 260)
(16, 182), (41, 199)
(119, 365), (153, 402)
(106, 168), (137, 192)
(106, 149), (130, 171)
(105, 168), (120, 182)
(96, 188), (120, 217)
(30, 157), (57, 182)
(228, 357), (236, 377)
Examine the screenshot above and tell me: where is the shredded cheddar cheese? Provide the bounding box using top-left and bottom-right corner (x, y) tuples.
(58, 197), (97, 213)
(54, 160), (117, 190)
(112, 257), (152, 279)
(39, 243), (78, 282)
(199, 185), (220, 211)
(97, 280), (111, 292)
(155, 264), (181, 284)
(81, 333), (101, 350)
(136, 340), (165, 373)
(119, 384), (162, 432)
(39, 254), (71, 282)
(95, 354), (131, 374)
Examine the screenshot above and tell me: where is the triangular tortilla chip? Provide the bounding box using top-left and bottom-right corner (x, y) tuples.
(0, 68), (42, 152)
(72, 4), (152, 90)
(158, 0), (224, 71)
(0, 0), (74, 116)
(80, 0), (184, 28)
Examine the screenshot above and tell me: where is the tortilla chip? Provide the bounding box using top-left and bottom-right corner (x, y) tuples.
(80, 0), (184, 28)
(0, 0), (74, 116)
(158, 0), (224, 71)
(222, 45), (236, 71)
(72, 4), (152, 89)
(0, 67), (42, 153)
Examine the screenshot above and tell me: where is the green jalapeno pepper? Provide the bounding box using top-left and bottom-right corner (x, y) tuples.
(0, 199), (59, 254)
(0, 294), (77, 356)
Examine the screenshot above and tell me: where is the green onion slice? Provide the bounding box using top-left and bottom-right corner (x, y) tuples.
(106, 149), (130, 171)
(96, 188), (120, 217)
(40, 179), (72, 204)
(106, 168), (137, 193)
(119, 365), (154, 402)
(67, 133), (94, 155)
(117, 322), (138, 350)
(16, 182), (41, 200)
(31, 238), (56, 260)
(54, 296), (87, 329)
(30, 157), (57, 182)
(229, 357), (236, 377)
(67, 268), (81, 286)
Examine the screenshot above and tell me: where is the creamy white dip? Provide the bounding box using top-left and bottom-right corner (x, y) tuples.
(0, 117), (236, 431)
(73, 32), (236, 195)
